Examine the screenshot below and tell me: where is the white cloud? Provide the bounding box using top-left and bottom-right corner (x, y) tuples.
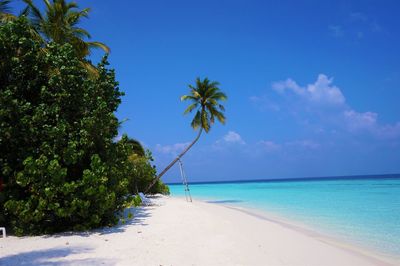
(223, 131), (245, 144)
(343, 110), (377, 132)
(377, 123), (400, 139)
(263, 74), (400, 140)
(285, 140), (320, 149)
(155, 142), (190, 155)
(259, 141), (281, 152)
(343, 111), (400, 139)
(307, 75), (345, 105)
(273, 74), (346, 106)
(257, 139), (320, 153)
(273, 78), (304, 95)
(212, 131), (246, 151)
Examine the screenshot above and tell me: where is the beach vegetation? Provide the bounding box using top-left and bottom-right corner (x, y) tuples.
(1, 0), (30, 23)
(126, 137), (146, 157)
(0, 0), (15, 22)
(23, 0), (109, 54)
(0, 17), (167, 235)
(125, 140), (169, 195)
(11, 0), (110, 76)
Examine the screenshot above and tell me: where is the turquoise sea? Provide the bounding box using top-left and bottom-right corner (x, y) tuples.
(169, 175), (400, 257)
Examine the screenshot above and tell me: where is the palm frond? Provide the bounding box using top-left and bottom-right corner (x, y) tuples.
(71, 27), (91, 38)
(201, 110), (210, 132)
(80, 61), (99, 78)
(19, 6), (30, 17)
(181, 94), (198, 102)
(191, 110), (202, 130)
(0, 0), (11, 14)
(182, 77), (227, 133)
(23, 0), (43, 20)
(191, 88), (201, 99)
(1, 13), (16, 22)
(22, 0), (43, 29)
(21, 0), (108, 60)
(208, 81), (220, 87)
(183, 103), (198, 114)
(66, 1), (79, 10)
(67, 8), (89, 26)
(210, 91), (227, 101)
(206, 98), (218, 106)
(87, 41), (110, 54)
(206, 104), (225, 123)
(43, 0), (52, 11)
(204, 86), (218, 98)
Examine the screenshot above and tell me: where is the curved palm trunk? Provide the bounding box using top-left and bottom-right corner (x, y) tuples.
(145, 129), (203, 193)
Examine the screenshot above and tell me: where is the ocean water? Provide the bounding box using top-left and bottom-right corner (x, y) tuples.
(169, 175), (400, 257)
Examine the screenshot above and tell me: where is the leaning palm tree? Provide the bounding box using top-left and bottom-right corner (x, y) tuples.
(145, 77), (227, 193)
(23, 0), (109, 74)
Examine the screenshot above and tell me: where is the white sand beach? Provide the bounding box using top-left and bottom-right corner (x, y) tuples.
(0, 196), (397, 266)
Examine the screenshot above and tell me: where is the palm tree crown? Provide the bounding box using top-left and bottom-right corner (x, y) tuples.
(145, 78), (227, 193)
(181, 77), (227, 133)
(0, 0), (11, 16)
(23, 0), (109, 58)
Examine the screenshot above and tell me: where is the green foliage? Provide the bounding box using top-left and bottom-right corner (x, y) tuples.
(152, 179), (170, 195)
(124, 194), (142, 208)
(0, 18), (129, 235)
(0, 17), (169, 235)
(22, 0), (110, 58)
(126, 137), (145, 157)
(181, 77), (227, 133)
(122, 136), (170, 195)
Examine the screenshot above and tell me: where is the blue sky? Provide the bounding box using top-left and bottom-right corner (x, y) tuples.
(12, 0), (400, 182)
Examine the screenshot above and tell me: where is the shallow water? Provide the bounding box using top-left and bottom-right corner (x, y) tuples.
(169, 175), (400, 256)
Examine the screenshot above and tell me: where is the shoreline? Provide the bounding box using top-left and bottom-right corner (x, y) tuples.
(203, 199), (400, 265)
(1, 196), (399, 266)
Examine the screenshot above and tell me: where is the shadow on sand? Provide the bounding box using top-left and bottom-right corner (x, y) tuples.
(0, 245), (116, 266)
(99, 206), (154, 235)
(36, 205), (154, 239)
(0, 200), (161, 265)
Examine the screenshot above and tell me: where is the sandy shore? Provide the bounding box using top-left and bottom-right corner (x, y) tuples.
(0, 196), (397, 266)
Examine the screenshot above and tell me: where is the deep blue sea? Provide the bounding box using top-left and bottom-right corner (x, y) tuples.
(169, 175), (400, 257)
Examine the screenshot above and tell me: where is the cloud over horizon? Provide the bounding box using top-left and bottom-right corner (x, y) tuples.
(152, 74), (399, 183)
(155, 142), (190, 156)
(272, 74), (345, 106)
(256, 74), (400, 140)
(222, 131), (246, 144)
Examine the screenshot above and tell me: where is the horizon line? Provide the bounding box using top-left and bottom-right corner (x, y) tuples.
(166, 173), (400, 185)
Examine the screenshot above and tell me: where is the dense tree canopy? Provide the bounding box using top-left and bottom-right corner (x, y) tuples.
(0, 17), (167, 235)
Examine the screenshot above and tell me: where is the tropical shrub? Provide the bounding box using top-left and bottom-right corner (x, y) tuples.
(123, 137), (170, 195)
(0, 17), (130, 235)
